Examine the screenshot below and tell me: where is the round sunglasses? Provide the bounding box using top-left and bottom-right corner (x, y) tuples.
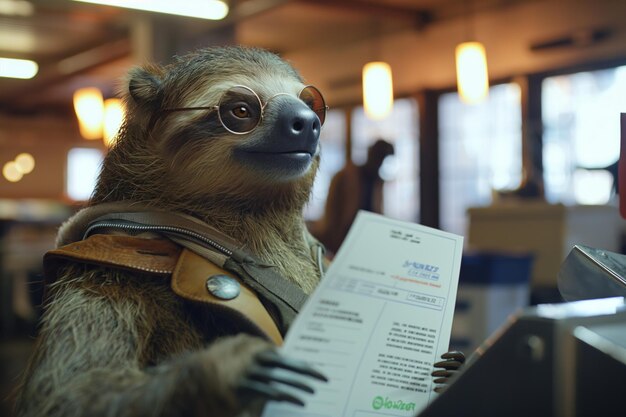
(158, 85), (328, 135)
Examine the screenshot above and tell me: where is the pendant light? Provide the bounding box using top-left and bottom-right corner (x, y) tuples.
(363, 61), (394, 120)
(456, 41), (489, 104)
(73, 87), (125, 145)
(103, 98), (124, 147)
(73, 87), (104, 140)
(455, 2), (489, 104)
(362, 20), (394, 120)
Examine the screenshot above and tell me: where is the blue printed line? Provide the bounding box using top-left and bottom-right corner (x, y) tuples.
(330, 279), (444, 312)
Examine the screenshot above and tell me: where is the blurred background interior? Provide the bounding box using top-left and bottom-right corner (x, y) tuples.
(1, 0), (625, 414)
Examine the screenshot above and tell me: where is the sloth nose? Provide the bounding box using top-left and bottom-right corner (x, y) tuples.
(280, 105), (320, 139)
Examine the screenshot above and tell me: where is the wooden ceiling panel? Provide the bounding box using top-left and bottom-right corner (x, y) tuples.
(0, 0), (624, 117)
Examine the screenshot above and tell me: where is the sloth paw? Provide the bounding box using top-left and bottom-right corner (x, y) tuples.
(237, 349), (328, 406)
(431, 350), (465, 393)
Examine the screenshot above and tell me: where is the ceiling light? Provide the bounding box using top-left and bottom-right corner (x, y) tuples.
(14, 152), (35, 174)
(3, 161), (23, 182)
(455, 41), (489, 104)
(0, 0), (34, 16)
(362, 61), (394, 120)
(73, 87), (104, 140)
(103, 98), (124, 147)
(72, 0), (229, 20)
(0, 57), (38, 79)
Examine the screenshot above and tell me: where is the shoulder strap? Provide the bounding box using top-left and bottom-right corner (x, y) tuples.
(44, 235), (283, 345)
(85, 210), (310, 331)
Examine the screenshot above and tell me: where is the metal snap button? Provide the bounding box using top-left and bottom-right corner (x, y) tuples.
(206, 274), (240, 300)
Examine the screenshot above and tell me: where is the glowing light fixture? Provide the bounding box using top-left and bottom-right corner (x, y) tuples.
(73, 87), (104, 140)
(362, 61), (394, 120)
(72, 0), (229, 20)
(3, 161), (22, 182)
(14, 152), (35, 174)
(455, 41), (489, 104)
(0, 57), (38, 79)
(2, 153), (36, 183)
(0, 0), (34, 16)
(103, 98), (124, 147)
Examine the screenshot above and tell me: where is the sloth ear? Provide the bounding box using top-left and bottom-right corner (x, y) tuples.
(126, 65), (164, 110)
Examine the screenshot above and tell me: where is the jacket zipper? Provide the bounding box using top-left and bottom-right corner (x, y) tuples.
(84, 221), (234, 257)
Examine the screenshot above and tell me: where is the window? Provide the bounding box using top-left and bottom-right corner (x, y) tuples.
(66, 147), (103, 201)
(542, 65), (626, 205)
(351, 97), (420, 222)
(439, 83), (523, 237)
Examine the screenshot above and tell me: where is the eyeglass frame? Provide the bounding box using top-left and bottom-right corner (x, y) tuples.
(154, 84), (328, 135)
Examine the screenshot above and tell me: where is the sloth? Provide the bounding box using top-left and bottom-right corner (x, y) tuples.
(14, 46), (462, 417)
(16, 46), (328, 417)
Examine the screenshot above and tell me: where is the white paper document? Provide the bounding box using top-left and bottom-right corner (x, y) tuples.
(263, 211), (463, 417)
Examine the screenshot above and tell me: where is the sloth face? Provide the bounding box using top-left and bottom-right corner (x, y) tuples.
(162, 83), (325, 180)
(126, 47), (325, 200)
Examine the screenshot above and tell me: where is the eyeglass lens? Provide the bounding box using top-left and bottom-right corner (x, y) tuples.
(217, 85), (327, 134)
(217, 86), (263, 134)
(299, 85), (327, 126)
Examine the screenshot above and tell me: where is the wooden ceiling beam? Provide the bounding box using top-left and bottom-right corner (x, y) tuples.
(296, 0), (433, 30)
(0, 36), (131, 114)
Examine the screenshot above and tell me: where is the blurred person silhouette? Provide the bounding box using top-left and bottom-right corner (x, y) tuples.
(311, 139), (394, 255)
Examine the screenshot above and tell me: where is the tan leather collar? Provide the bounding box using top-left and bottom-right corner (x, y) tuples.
(171, 248), (282, 345)
(44, 234), (283, 345)
(44, 234), (180, 276)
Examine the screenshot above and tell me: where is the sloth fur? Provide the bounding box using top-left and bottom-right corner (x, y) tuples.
(15, 46), (324, 417)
